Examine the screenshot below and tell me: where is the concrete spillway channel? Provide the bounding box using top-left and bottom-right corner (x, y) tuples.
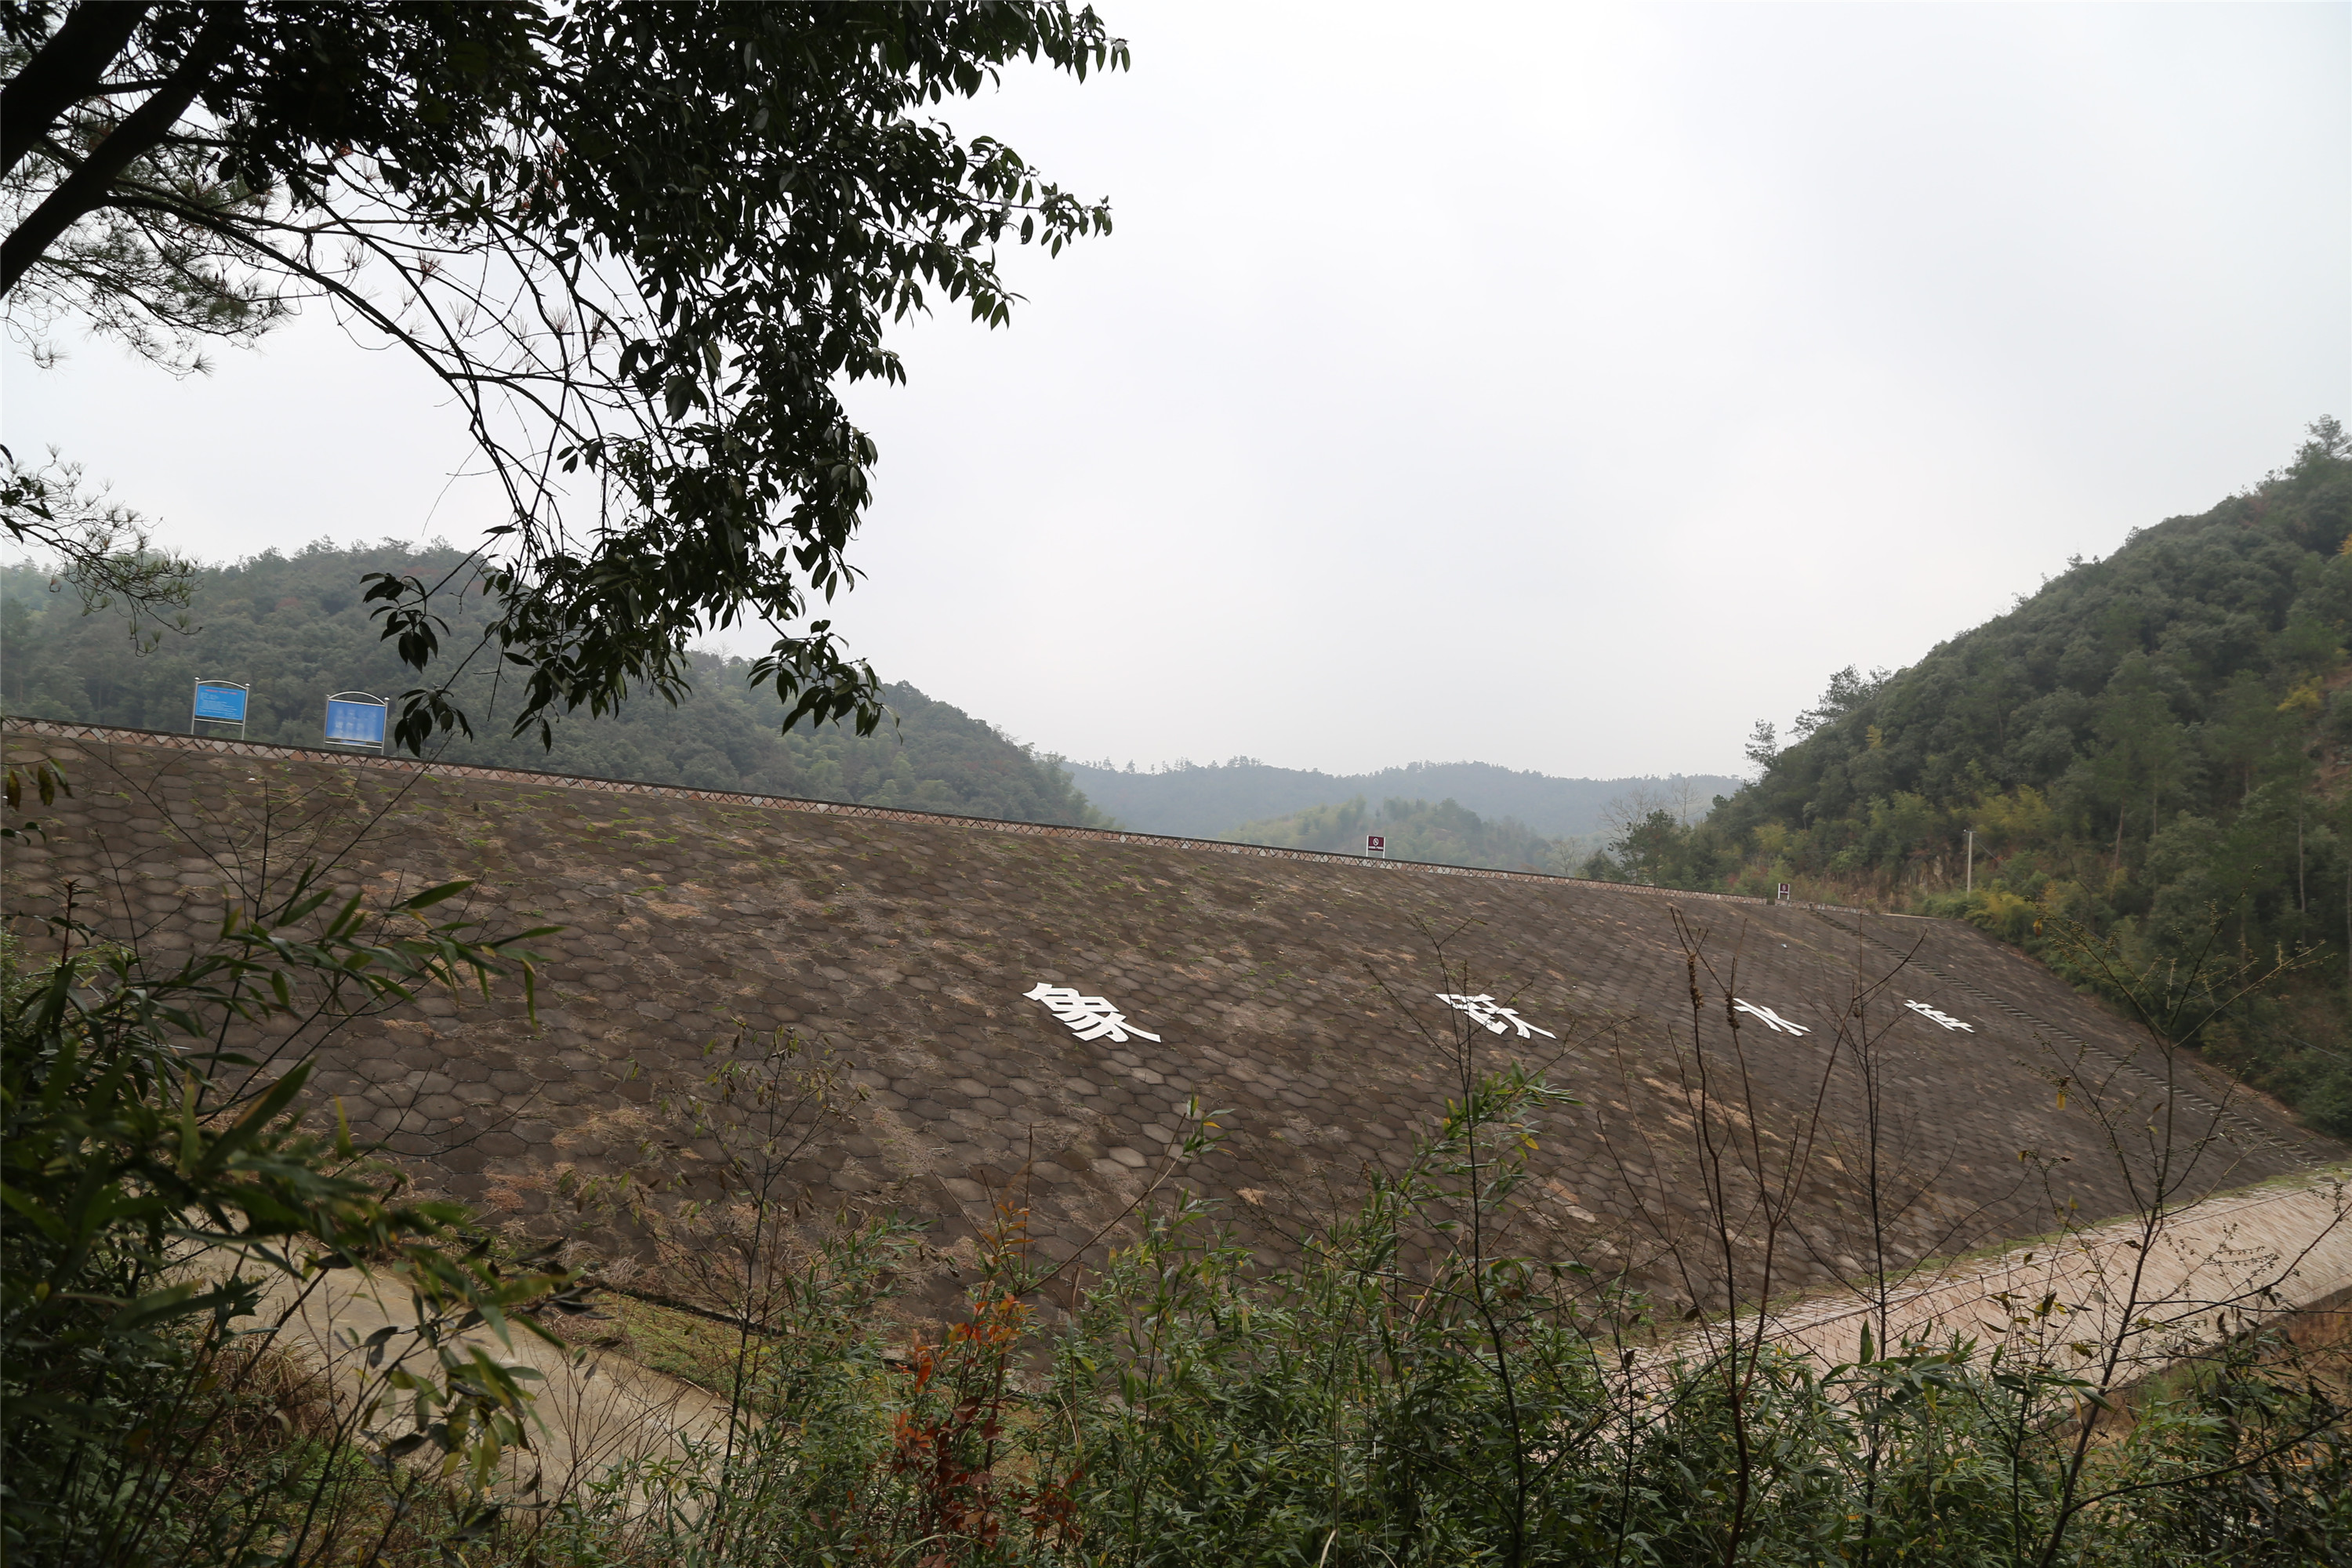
(249, 1268), (739, 1508)
(1677, 1168), (2352, 1376)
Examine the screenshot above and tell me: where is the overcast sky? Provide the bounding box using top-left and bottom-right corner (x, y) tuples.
(5, 2), (2346, 779)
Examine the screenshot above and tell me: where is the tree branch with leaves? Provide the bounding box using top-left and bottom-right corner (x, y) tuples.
(3, 2), (1125, 753)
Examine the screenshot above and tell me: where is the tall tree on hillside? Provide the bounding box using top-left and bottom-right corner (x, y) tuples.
(2090, 652), (2183, 869)
(1957, 654), (2027, 755)
(1790, 664), (1886, 739)
(2, 2), (1123, 750)
(1597, 807), (1687, 887)
(2205, 670), (2299, 810)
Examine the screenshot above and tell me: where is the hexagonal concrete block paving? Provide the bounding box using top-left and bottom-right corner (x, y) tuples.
(7, 727), (2339, 1326)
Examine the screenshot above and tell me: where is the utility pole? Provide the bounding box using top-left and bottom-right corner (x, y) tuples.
(1965, 827), (1975, 895)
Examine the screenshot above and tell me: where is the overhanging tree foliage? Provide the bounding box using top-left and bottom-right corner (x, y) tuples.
(1, 1), (1123, 751)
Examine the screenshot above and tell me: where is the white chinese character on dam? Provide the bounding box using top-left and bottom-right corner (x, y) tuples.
(1905, 999), (1975, 1033)
(1025, 982), (1163, 1044)
(1733, 999), (1810, 1036)
(1435, 993), (1557, 1040)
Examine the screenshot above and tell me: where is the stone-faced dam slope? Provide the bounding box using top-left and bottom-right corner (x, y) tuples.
(6, 724), (2339, 1322)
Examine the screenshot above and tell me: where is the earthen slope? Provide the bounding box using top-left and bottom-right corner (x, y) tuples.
(6, 725), (2336, 1320)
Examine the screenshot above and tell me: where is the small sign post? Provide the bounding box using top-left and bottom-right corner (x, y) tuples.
(1365, 834), (1386, 858)
(1777, 882), (1791, 904)
(191, 679), (249, 737)
(322, 691), (390, 753)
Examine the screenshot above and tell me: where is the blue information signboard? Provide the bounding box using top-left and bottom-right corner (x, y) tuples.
(192, 683), (248, 722)
(323, 693), (388, 750)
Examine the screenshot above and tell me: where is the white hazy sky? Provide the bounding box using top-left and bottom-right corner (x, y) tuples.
(5, 2), (2347, 778)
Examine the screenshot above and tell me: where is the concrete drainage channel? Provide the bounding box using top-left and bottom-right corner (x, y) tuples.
(1727, 1168), (2352, 1370)
(1635, 1169), (2352, 1419)
(251, 1269), (738, 1506)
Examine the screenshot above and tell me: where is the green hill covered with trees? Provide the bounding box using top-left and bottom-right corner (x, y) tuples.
(1224, 795), (1564, 871)
(0, 543), (1105, 826)
(1593, 420), (2352, 1134)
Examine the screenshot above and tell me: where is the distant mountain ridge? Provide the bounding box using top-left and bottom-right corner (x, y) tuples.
(1062, 757), (1740, 840)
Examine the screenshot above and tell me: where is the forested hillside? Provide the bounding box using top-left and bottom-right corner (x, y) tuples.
(1606, 420), (2352, 1134)
(0, 544), (1105, 826)
(1065, 756), (1737, 840)
(1225, 796), (1563, 871)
